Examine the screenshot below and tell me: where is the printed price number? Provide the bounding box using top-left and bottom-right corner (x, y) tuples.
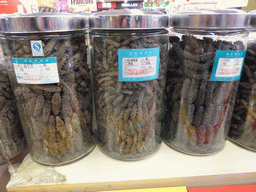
(128, 69), (153, 75)
(219, 68), (240, 75)
(142, 57), (151, 65)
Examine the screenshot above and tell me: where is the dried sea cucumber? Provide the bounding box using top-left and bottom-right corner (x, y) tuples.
(0, 67), (25, 165)
(92, 33), (168, 160)
(228, 43), (256, 150)
(7, 34), (95, 165)
(163, 35), (244, 155)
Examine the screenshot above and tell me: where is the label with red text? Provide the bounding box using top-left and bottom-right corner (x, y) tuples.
(118, 48), (160, 82)
(210, 50), (246, 81)
(13, 57), (59, 84)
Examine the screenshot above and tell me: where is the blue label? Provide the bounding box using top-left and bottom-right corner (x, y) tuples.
(12, 57), (57, 64)
(118, 48), (160, 82)
(32, 43), (41, 52)
(210, 50), (246, 81)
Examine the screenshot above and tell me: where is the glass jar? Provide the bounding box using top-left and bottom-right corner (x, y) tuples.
(0, 15), (27, 165)
(0, 46), (26, 165)
(228, 10), (256, 151)
(2, 13), (96, 165)
(91, 9), (168, 161)
(163, 9), (249, 155)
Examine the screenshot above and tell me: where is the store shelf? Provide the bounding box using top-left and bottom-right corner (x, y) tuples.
(6, 141), (256, 192)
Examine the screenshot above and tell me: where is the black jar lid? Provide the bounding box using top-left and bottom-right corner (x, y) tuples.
(90, 9), (168, 30)
(169, 9), (249, 29)
(1, 13), (90, 34)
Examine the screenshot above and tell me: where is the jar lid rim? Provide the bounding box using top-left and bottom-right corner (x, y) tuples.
(169, 9), (249, 29)
(90, 9), (168, 29)
(0, 13), (90, 33)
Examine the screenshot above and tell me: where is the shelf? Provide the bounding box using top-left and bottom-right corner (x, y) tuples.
(6, 141), (256, 192)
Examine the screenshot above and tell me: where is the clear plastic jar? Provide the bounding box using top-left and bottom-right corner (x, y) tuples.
(228, 10), (256, 151)
(91, 10), (168, 160)
(3, 13), (96, 165)
(163, 9), (249, 155)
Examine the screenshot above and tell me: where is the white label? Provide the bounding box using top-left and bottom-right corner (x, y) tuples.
(30, 40), (44, 56)
(13, 58), (59, 84)
(215, 58), (244, 77)
(122, 57), (157, 78)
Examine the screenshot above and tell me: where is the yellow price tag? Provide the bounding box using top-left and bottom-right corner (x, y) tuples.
(103, 186), (187, 192)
